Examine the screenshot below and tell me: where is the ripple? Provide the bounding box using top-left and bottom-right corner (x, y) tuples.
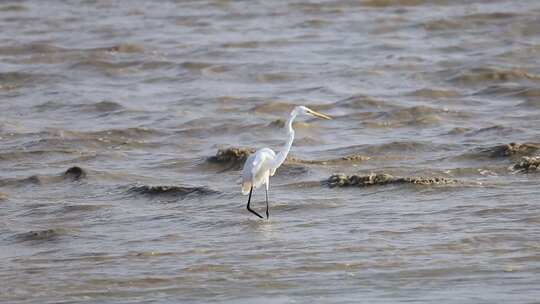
(221, 41), (260, 49)
(407, 88), (461, 99)
(0, 4), (28, 11)
(472, 208), (513, 217)
(334, 94), (396, 110)
(0, 149), (83, 162)
(70, 60), (144, 76)
(380, 105), (447, 126)
(17, 128), (164, 151)
(360, 0), (428, 7)
(465, 125), (522, 138)
(34, 100), (124, 113)
(421, 12), (521, 33)
(0, 71), (51, 90)
(99, 44), (145, 54)
(448, 67), (540, 86)
(57, 204), (110, 214)
(180, 61), (214, 72)
(0, 43), (65, 55)
(255, 72), (295, 83)
(364, 140), (447, 154)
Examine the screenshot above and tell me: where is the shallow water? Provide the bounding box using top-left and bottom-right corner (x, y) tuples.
(1, 0), (540, 303)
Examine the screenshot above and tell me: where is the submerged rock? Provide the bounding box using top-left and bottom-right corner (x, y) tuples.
(512, 156), (540, 173)
(340, 155), (371, 161)
(207, 147), (255, 164)
(64, 166), (87, 180)
(129, 185), (219, 196)
(0, 166), (87, 187)
(325, 173), (459, 188)
(23, 175), (42, 185)
(486, 143), (539, 158)
(14, 228), (65, 242)
(0, 192), (7, 200)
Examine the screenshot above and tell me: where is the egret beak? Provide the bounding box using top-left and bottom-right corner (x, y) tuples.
(307, 108), (332, 120)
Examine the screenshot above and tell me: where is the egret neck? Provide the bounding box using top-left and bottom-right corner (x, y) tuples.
(273, 109), (298, 169)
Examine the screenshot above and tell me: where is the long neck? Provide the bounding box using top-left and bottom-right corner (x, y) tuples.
(273, 111), (297, 169)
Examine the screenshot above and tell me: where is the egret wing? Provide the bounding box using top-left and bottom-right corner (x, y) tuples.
(250, 149), (268, 177)
(241, 148), (276, 194)
(241, 153), (257, 194)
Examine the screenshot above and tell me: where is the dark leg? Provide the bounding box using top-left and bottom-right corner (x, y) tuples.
(246, 186), (263, 219)
(265, 187), (269, 219)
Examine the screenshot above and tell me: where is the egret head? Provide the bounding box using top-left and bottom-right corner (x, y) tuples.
(295, 105), (332, 120)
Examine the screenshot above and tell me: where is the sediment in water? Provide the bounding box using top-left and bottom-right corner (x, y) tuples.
(511, 157), (540, 173)
(325, 173), (459, 188)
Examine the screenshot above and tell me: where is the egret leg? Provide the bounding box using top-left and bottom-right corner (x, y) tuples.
(265, 187), (269, 219)
(246, 186), (263, 219)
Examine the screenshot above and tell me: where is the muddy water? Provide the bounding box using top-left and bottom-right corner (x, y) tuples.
(1, 0), (540, 303)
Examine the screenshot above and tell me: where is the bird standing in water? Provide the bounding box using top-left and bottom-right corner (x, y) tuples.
(241, 106), (332, 219)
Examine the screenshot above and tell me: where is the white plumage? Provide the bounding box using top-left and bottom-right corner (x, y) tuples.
(240, 105), (331, 219)
(241, 148), (276, 195)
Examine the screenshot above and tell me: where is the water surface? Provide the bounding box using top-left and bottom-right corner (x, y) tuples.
(1, 0), (540, 303)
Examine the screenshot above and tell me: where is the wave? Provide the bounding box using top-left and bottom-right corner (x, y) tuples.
(448, 67), (540, 85)
(472, 84), (540, 108)
(0, 43), (65, 55)
(421, 11), (522, 33)
(180, 61), (231, 75)
(11, 228), (69, 243)
(407, 88), (461, 99)
(462, 143), (539, 160)
(128, 185), (219, 197)
(96, 44), (145, 54)
(34, 100), (125, 113)
(0, 71), (53, 90)
(360, 0), (433, 7)
(464, 125), (521, 138)
(333, 94), (396, 110)
(12, 127), (165, 152)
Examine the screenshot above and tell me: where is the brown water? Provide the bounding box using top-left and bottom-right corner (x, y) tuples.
(2, 0), (540, 303)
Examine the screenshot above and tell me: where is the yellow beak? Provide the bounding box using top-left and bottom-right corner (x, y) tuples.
(307, 109), (332, 120)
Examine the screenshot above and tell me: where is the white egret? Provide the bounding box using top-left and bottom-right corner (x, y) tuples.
(241, 105), (332, 219)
